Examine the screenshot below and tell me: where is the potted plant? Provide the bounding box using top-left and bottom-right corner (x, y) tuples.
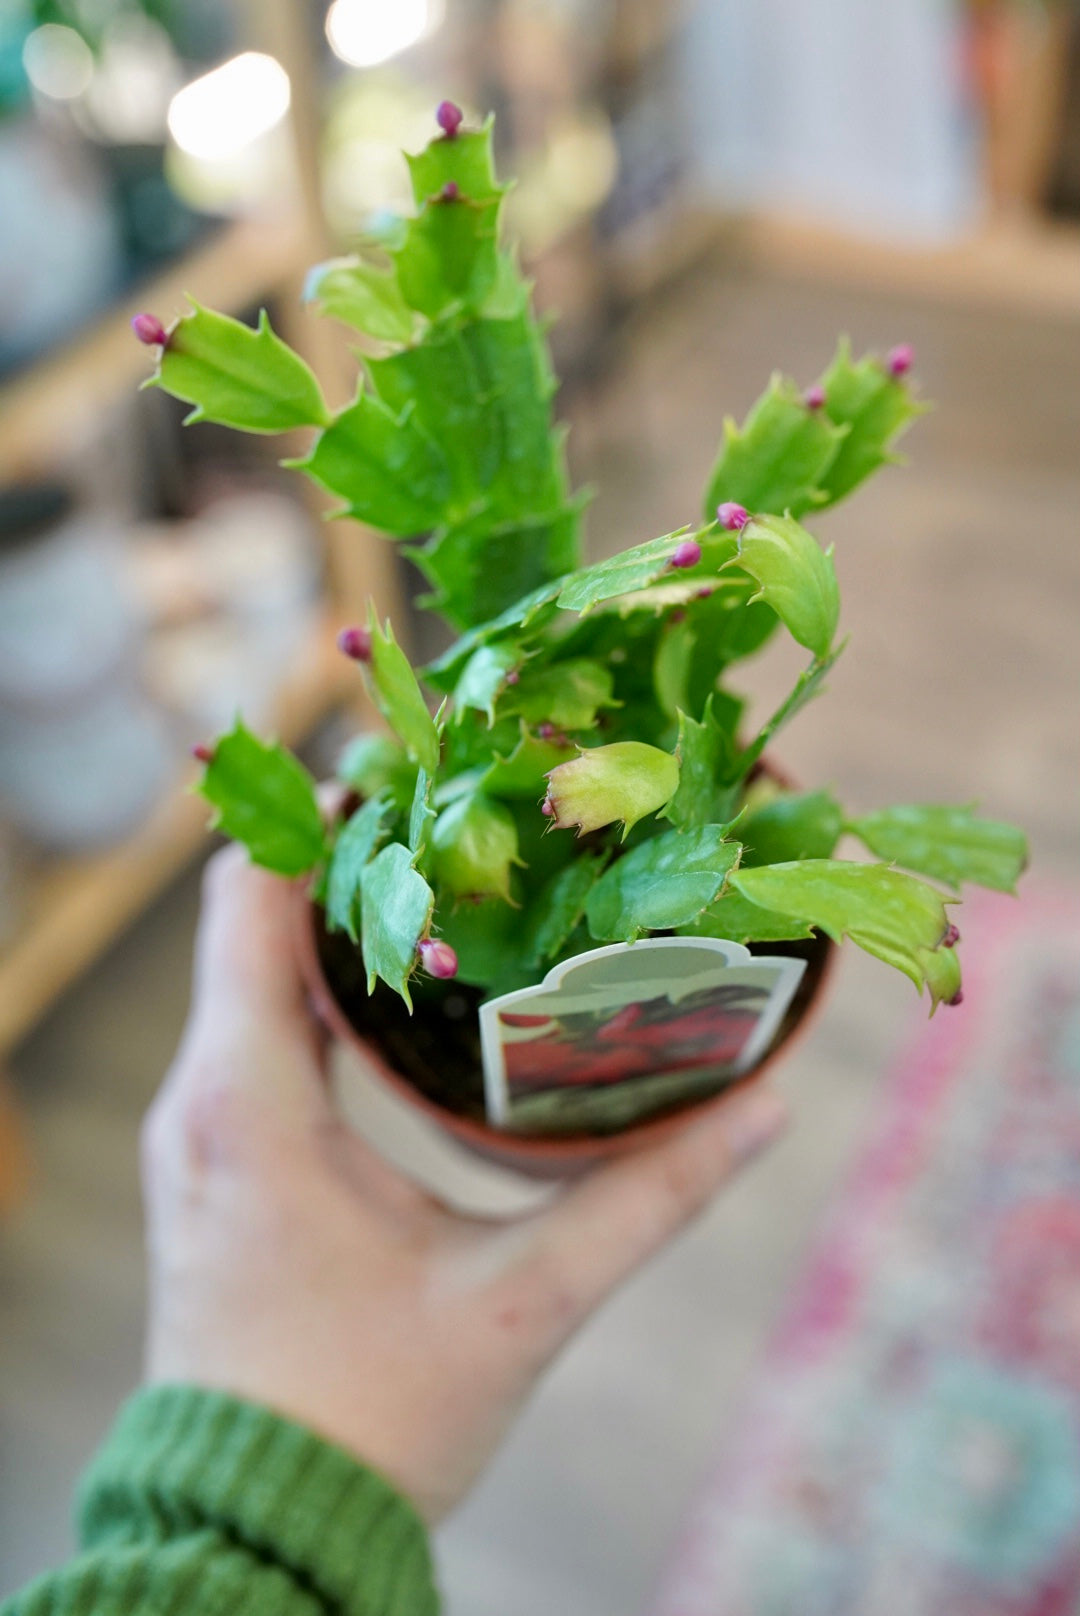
(133, 102), (1027, 1174)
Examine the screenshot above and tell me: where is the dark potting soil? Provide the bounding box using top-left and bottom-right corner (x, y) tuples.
(316, 908), (834, 1136)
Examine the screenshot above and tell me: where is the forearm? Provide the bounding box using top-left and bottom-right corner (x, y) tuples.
(2, 1386), (439, 1616)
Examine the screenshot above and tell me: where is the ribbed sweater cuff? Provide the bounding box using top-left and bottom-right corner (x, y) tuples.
(77, 1383), (439, 1616)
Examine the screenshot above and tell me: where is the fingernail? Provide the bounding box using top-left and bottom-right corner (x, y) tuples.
(724, 1087), (787, 1163)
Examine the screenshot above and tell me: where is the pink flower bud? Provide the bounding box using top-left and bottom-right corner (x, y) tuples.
(337, 625), (372, 662)
(131, 313), (168, 348)
(942, 923), (961, 948)
(887, 343), (914, 378)
(537, 722), (556, 740)
(669, 608), (687, 624)
(504, 669), (520, 685)
(418, 938), (458, 979)
(191, 742), (213, 764)
(947, 988), (964, 1008)
(541, 796), (556, 817)
(804, 384), (826, 409)
(717, 502), (750, 531)
(439, 180), (460, 202)
(436, 100), (464, 137)
(670, 538), (702, 569)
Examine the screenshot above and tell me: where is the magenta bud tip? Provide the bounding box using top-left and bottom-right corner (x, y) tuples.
(946, 988), (964, 1007)
(131, 312), (168, 348)
(942, 923), (961, 948)
(669, 607), (687, 624)
(670, 538), (703, 569)
(336, 625), (372, 662)
(191, 743), (213, 764)
(537, 722), (556, 740)
(717, 502), (750, 531)
(504, 669), (520, 685)
(439, 180), (460, 202)
(418, 938), (458, 979)
(887, 343), (914, 378)
(804, 384), (826, 409)
(436, 100), (463, 137)
(540, 797), (556, 818)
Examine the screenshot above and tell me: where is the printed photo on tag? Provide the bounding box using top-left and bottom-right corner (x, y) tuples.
(480, 937), (806, 1136)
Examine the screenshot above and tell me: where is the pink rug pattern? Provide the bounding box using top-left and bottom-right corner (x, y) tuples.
(653, 887), (1080, 1616)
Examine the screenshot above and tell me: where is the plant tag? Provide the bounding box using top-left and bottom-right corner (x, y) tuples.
(480, 937), (806, 1135)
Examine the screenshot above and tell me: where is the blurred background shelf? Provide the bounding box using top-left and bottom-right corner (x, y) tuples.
(0, 614), (350, 1060)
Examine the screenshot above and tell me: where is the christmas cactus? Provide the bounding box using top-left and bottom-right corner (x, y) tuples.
(135, 103), (1026, 1025)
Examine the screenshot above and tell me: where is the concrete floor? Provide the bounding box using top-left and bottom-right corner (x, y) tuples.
(2, 255), (1078, 1611)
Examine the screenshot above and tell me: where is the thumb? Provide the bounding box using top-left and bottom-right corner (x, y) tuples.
(509, 1084), (787, 1338)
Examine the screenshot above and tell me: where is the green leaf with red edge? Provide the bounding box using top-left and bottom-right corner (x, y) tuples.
(815, 339), (927, 506)
(732, 859), (961, 1008)
(849, 803), (1028, 893)
(360, 842), (435, 1009)
(703, 373), (846, 520)
(148, 303), (331, 433)
(546, 742), (680, 839)
(405, 118), (504, 206)
(197, 720), (326, 876)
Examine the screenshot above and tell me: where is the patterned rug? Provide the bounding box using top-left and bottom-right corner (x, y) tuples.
(652, 887), (1080, 1616)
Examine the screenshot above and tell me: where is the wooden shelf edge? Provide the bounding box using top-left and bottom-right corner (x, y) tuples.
(738, 211), (1080, 322)
(0, 621), (352, 1058)
(0, 211), (312, 481)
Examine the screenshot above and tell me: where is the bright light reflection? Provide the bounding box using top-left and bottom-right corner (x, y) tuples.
(167, 52), (290, 163)
(325, 0), (443, 69)
(23, 24), (94, 101)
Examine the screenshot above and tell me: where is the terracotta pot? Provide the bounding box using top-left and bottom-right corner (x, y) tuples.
(293, 889), (836, 1182)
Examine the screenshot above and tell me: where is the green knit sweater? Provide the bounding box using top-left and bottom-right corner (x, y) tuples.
(1, 1385), (440, 1615)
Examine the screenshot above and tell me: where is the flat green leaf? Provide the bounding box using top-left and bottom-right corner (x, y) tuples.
(507, 658), (616, 730)
(521, 851), (610, 967)
(360, 843), (435, 1009)
(431, 790), (521, 901)
(733, 859), (961, 1006)
(556, 526), (735, 614)
(366, 614), (440, 773)
(741, 789), (844, 867)
(726, 514), (839, 659)
(418, 504), (581, 630)
(325, 793), (392, 942)
(433, 895), (528, 993)
(703, 373), (846, 520)
(406, 119), (503, 206)
(849, 804), (1028, 893)
(408, 767), (436, 857)
(664, 699), (735, 830)
(289, 388), (451, 536)
(422, 578), (566, 692)
(150, 304), (330, 433)
(198, 720), (326, 876)
(305, 258), (414, 343)
(336, 733), (417, 809)
(394, 194), (501, 318)
(680, 889), (815, 944)
(453, 642), (523, 724)
(586, 825), (742, 942)
(816, 339), (926, 507)
(481, 721), (574, 799)
(546, 742), (680, 838)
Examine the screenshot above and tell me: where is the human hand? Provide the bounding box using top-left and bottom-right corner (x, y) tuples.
(141, 847), (787, 1523)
